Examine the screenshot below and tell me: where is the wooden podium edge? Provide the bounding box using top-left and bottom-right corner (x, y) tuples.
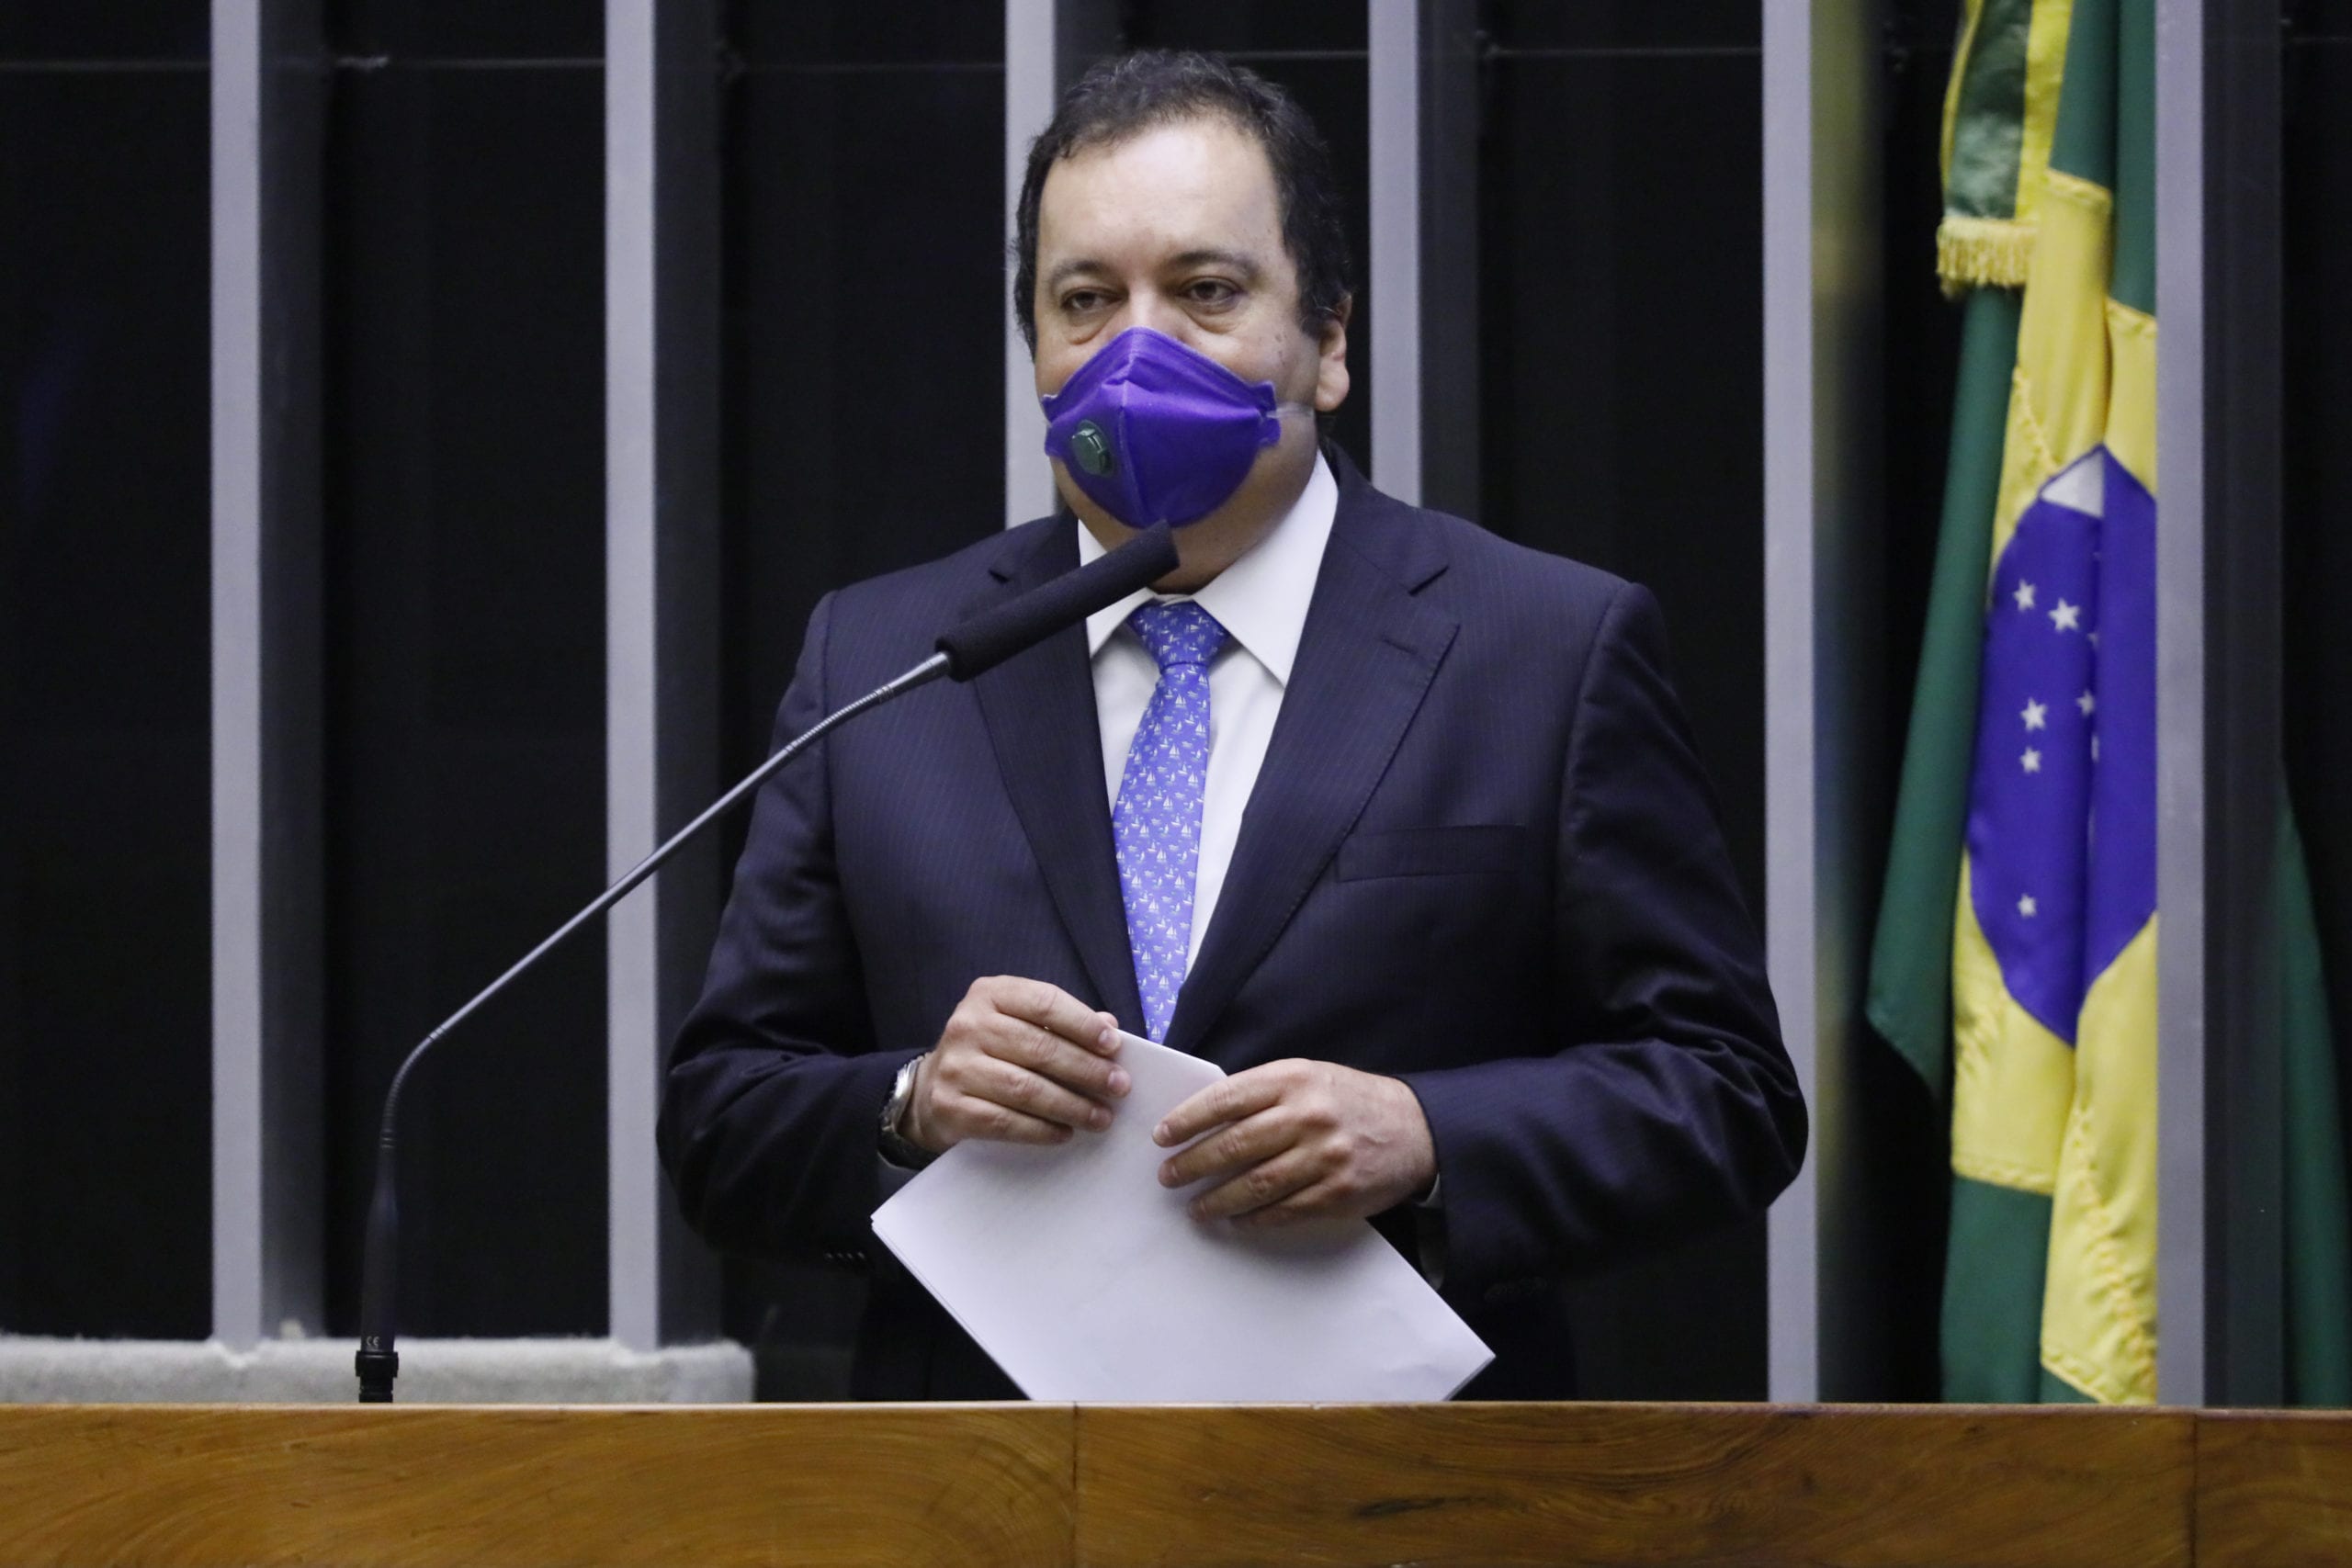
(1, 1400), (2345, 1567)
(2192, 1407), (2352, 1567)
(1075, 1402), (2197, 1568)
(0, 1402), (1072, 1568)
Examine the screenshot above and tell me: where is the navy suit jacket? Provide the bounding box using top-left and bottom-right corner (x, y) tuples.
(660, 456), (1806, 1400)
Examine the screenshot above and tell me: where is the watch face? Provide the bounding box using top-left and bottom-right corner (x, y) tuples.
(882, 1067), (906, 1128)
(879, 1056), (928, 1166)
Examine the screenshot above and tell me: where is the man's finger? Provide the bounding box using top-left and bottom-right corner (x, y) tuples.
(944, 1093), (1074, 1146)
(989, 977), (1120, 1055)
(1189, 1151), (1318, 1221)
(1158, 1109), (1292, 1190)
(974, 1057), (1115, 1132)
(1153, 1068), (1285, 1147)
(983, 1019), (1131, 1100)
(1231, 1181), (1344, 1227)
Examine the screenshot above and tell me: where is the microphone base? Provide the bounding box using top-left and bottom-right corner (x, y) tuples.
(356, 1346), (400, 1404)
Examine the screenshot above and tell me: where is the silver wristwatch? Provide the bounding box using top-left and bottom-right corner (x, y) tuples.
(878, 1053), (933, 1168)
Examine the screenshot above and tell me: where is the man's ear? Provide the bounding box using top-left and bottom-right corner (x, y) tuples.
(1313, 294), (1352, 414)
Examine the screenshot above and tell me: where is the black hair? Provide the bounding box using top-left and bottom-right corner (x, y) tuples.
(1012, 49), (1354, 354)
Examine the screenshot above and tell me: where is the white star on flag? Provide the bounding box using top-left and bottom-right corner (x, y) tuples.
(2022, 749), (2042, 773)
(2022, 700), (2048, 731)
(2018, 896), (2038, 918)
(2050, 599), (2082, 632)
(2077, 690), (2097, 716)
(2014, 581), (2038, 611)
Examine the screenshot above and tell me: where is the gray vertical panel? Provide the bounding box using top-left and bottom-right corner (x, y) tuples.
(1367, 0), (1420, 504)
(612, 0), (724, 1348)
(2154, 0), (2208, 1409)
(607, 0), (662, 1352)
(1414, 0), (1480, 521)
(213, 0), (327, 1348)
(2153, 0), (2291, 1410)
(212, 0), (267, 1351)
(1005, 0), (1057, 528)
(652, 0), (724, 1345)
(2181, 0), (2285, 1407)
(1764, 0), (1886, 1404)
(1759, 0), (1817, 1406)
(1007, 0), (1121, 531)
(258, 0), (327, 1347)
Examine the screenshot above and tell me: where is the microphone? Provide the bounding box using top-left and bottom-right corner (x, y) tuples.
(356, 522), (1178, 1401)
(935, 523), (1180, 678)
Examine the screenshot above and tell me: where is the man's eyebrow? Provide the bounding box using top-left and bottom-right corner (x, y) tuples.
(1042, 249), (1268, 294)
(1045, 258), (1109, 292)
(1167, 248), (1264, 282)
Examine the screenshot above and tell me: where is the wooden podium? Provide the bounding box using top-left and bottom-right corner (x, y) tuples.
(1, 1402), (2345, 1566)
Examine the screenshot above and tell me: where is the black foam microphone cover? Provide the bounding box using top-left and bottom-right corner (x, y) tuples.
(934, 524), (1180, 680)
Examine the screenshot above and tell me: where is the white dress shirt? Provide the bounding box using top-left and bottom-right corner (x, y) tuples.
(1078, 453), (1339, 972)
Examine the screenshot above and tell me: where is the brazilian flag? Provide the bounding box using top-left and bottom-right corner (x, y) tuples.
(1869, 0), (2352, 1403)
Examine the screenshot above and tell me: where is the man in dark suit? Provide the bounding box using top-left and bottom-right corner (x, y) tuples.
(659, 51), (1804, 1400)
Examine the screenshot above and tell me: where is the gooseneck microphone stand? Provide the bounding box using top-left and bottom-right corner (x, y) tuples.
(354, 653), (948, 1401)
(356, 524), (1176, 1402)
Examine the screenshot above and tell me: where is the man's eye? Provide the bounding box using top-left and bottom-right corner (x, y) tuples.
(1061, 290), (1108, 313)
(1184, 279), (1239, 307)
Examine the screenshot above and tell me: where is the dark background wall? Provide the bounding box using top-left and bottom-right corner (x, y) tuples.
(3, 0), (2346, 1412)
(2281, 0), (2352, 1208)
(710, 0), (1016, 1386)
(1470, 0), (1770, 1401)
(1853, 0), (1972, 1402)
(316, 1), (610, 1338)
(0, 5), (214, 1339)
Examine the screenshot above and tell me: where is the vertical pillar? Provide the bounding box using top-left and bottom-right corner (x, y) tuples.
(606, 0), (660, 1352)
(1763, 0), (1885, 1403)
(1414, 0), (1481, 520)
(2153, 0), (2209, 1408)
(1368, 0), (1479, 516)
(212, 0), (324, 1349)
(608, 0), (723, 1350)
(210, 0), (266, 1352)
(1004, 0), (1058, 528)
(2158, 0), (2288, 1406)
(2206, 0), (2288, 1409)
(1005, 0), (1120, 530)
(1367, 0), (1421, 504)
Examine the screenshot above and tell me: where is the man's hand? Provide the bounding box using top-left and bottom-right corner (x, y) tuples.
(1151, 1059), (1436, 1226)
(903, 976), (1130, 1154)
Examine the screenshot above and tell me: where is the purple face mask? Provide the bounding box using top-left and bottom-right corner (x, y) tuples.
(1040, 327), (1286, 527)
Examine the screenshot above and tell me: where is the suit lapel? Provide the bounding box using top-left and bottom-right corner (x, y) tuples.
(969, 520), (1148, 1032)
(1164, 478), (1458, 1058)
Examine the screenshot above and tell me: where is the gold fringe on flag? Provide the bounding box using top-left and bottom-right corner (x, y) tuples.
(1937, 215), (2038, 295)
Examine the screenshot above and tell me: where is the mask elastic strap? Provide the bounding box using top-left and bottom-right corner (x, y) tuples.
(1261, 400), (1319, 446)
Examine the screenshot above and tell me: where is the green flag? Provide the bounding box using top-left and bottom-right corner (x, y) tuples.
(2280, 806), (2352, 1404)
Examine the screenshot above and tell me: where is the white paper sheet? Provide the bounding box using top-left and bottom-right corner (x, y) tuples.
(869, 1032), (1493, 1403)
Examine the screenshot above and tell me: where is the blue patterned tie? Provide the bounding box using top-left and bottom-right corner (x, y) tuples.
(1112, 601), (1229, 1043)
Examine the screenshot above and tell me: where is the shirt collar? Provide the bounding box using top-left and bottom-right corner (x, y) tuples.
(1077, 451), (1338, 686)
